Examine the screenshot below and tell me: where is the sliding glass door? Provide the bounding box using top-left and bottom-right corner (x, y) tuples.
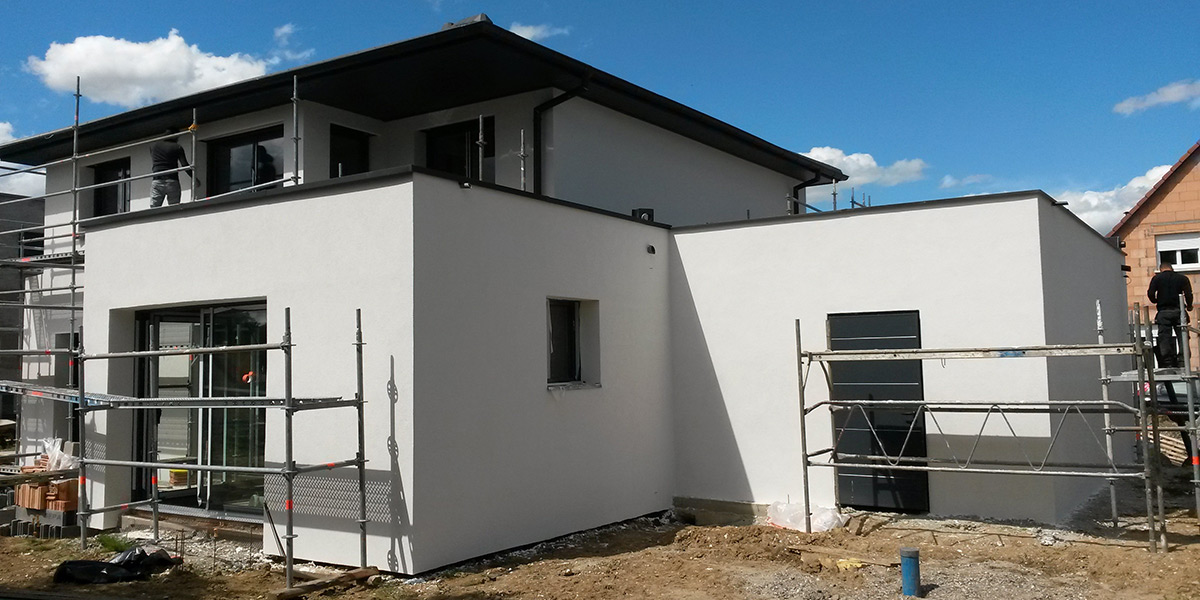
(135, 303), (267, 513)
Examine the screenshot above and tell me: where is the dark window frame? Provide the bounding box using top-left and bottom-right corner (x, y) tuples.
(206, 125), (286, 195)
(424, 117), (495, 182)
(548, 299), (580, 384)
(329, 124), (372, 178)
(90, 157), (132, 217)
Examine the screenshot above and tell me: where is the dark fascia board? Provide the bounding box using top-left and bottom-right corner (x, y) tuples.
(673, 189), (1120, 251)
(1, 21), (844, 185)
(80, 165), (671, 232)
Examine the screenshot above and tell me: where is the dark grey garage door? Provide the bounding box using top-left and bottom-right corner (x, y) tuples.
(828, 311), (929, 513)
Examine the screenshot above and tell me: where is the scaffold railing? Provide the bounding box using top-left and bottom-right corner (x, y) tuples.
(0, 74), (339, 595)
(794, 299), (1184, 553)
(60, 307), (368, 589)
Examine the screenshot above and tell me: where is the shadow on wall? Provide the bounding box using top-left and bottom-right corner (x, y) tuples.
(387, 355), (410, 573)
(669, 244), (754, 504)
(262, 355), (411, 572)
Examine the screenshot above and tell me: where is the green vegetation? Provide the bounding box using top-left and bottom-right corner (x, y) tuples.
(94, 533), (135, 553)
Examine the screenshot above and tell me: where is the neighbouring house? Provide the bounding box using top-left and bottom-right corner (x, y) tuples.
(0, 191), (45, 447)
(1109, 140), (1200, 351)
(0, 15), (1129, 574)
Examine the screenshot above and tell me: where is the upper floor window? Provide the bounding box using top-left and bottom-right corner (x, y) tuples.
(1157, 233), (1200, 272)
(330, 125), (371, 178)
(424, 117), (494, 182)
(208, 126), (286, 195)
(89, 158), (131, 217)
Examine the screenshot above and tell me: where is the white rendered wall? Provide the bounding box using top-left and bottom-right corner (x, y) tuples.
(410, 173), (673, 572)
(670, 196), (1110, 524)
(544, 98), (800, 226)
(79, 177), (416, 570)
(1036, 199), (1134, 519)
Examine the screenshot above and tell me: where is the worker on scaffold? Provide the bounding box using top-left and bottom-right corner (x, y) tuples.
(1148, 261), (1194, 369)
(149, 128), (199, 207)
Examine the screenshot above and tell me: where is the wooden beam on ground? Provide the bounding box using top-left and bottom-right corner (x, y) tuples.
(786, 544), (899, 567)
(266, 566), (379, 600)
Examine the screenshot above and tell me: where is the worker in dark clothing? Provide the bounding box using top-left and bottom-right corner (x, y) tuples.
(149, 129), (198, 207)
(1148, 262), (1194, 368)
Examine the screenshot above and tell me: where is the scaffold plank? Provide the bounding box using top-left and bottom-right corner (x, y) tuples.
(0, 380), (128, 406)
(804, 343), (1136, 361)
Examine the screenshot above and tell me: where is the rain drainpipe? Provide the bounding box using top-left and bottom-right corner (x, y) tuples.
(532, 78), (590, 195)
(791, 171), (824, 214)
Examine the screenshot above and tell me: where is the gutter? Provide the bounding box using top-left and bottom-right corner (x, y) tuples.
(791, 171), (825, 213)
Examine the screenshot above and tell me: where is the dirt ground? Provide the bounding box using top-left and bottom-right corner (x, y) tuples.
(3, 469), (1200, 600)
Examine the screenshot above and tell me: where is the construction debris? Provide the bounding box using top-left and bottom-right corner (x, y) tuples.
(265, 566), (378, 600)
(786, 544), (899, 567)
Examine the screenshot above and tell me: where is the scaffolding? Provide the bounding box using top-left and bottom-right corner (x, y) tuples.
(795, 299), (1200, 553)
(0, 72), (301, 445)
(0, 76), (370, 591)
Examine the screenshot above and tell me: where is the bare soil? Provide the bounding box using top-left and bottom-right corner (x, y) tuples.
(3, 470), (1200, 600)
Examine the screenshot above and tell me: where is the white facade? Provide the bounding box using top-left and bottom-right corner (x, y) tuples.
(4, 20), (1131, 575)
(671, 194), (1129, 524)
(75, 171), (674, 573)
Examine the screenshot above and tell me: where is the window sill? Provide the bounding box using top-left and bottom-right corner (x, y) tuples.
(546, 382), (602, 391)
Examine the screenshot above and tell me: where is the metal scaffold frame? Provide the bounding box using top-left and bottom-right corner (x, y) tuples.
(795, 299), (1198, 553)
(0, 73), (302, 448)
(1, 308), (370, 589)
(65, 307), (370, 589)
(0, 76), (375, 591)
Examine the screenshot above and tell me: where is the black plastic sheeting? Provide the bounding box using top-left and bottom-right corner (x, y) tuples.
(53, 546), (182, 584)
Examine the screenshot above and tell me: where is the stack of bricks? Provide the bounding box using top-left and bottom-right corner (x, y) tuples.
(15, 454), (79, 512)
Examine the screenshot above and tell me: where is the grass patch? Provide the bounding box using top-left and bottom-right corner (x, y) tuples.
(95, 533), (135, 553)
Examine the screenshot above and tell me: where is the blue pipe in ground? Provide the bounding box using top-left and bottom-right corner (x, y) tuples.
(900, 547), (921, 597)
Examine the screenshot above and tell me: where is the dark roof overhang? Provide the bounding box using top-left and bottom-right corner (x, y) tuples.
(0, 19), (844, 185)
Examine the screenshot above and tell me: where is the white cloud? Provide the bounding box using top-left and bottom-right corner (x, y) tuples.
(509, 22), (571, 42)
(274, 24), (297, 46)
(1114, 79), (1200, 115)
(26, 29), (270, 108)
(1058, 165), (1171, 233)
(268, 23), (314, 66)
(939, 173), (992, 189)
(0, 122), (47, 197)
(803, 146), (927, 186)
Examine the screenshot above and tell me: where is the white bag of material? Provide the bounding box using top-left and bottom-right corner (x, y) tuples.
(41, 437), (80, 473)
(767, 502), (848, 532)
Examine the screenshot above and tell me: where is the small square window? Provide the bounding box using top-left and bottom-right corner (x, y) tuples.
(547, 298), (600, 387)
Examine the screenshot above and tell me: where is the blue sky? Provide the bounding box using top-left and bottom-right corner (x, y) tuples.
(1, 1), (1197, 232)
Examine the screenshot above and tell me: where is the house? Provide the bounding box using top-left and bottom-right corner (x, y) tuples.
(1109, 140), (1200, 336)
(0, 15), (1129, 573)
(0, 191), (45, 449)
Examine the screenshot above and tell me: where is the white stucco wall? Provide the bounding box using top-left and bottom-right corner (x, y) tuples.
(1036, 198), (1134, 519)
(544, 98), (800, 226)
(78, 176), (416, 570)
(409, 174), (674, 571)
(670, 195), (1121, 524)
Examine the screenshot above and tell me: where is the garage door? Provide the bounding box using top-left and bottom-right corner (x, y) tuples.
(828, 311), (929, 512)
